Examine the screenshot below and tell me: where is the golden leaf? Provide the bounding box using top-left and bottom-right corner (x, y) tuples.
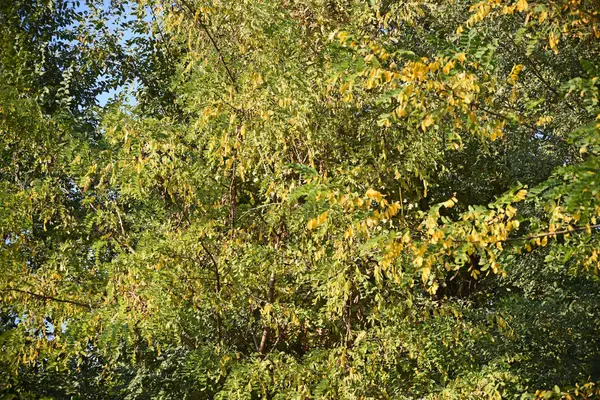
(421, 114), (434, 131)
(549, 32), (559, 54)
(508, 64), (524, 85)
(442, 60), (455, 75)
(515, 189), (527, 201)
(420, 265), (430, 282)
(366, 188), (383, 202)
(307, 211), (328, 230)
(442, 197), (457, 208)
(516, 0), (528, 12)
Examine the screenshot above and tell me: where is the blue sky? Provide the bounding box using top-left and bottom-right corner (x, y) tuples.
(75, 0), (149, 106)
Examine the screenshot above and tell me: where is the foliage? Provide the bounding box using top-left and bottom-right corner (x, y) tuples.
(2, 0), (600, 398)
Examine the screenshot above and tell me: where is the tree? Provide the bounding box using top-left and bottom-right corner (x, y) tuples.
(2, 0), (600, 398)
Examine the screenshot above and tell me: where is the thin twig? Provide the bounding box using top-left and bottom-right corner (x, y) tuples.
(178, 0), (239, 92)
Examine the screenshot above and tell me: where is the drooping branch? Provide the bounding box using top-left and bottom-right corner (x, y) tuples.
(427, 223), (600, 246)
(1, 288), (92, 310)
(506, 223), (600, 242)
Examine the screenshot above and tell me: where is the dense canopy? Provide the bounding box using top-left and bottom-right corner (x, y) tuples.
(1, 0), (600, 398)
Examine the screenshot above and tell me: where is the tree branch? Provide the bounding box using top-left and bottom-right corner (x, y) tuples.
(440, 223), (600, 245)
(178, 0), (239, 92)
(258, 271), (276, 354)
(1, 288), (92, 309)
(506, 223), (600, 242)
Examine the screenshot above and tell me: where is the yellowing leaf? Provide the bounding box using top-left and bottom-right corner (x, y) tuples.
(421, 265), (430, 282)
(366, 188), (383, 202)
(548, 32), (559, 54)
(415, 256), (424, 268)
(307, 211), (328, 230)
(442, 197), (457, 208)
(497, 316), (507, 328)
(317, 211), (328, 224)
(442, 60), (455, 75)
(515, 0), (528, 12)
(515, 189), (527, 201)
(421, 114), (434, 131)
(535, 116), (553, 126)
(428, 281), (439, 295)
(508, 64), (524, 85)
(344, 226), (355, 239)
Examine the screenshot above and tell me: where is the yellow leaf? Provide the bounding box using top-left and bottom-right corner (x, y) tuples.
(442, 197), (457, 208)
(549, 32), (559, 54)
(344, 226), (355, 239)
(515, 189), (527, 201)
(428, 281), (439, 295)
(497, 316), (507, 328)
(421, 265), (430, 282)
(431, 230), (444, 244)
(490, 125), (503, 140)
(503, 5), (515, 14)
(421, 114), (434, 131)
(442, 60), (455, 75)
(508, 64), (524, 85)
(394, 106), (406, 118)
(366, 188), (383, 202)
(516, 0), (528, 12)
(456, 53), (466, 63)
(535, 115), (552, 126)
(317, 211), (328, 224)
(415, 256), (424, 268)
(307, 211), (328, 230)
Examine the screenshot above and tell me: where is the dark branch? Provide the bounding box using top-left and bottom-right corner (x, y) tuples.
(1, 288), (92, 309)
(178, 0), (239, 92)
(258, 271), (276, 354)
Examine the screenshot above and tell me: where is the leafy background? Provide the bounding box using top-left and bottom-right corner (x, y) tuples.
(1, 0), (600, 398)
